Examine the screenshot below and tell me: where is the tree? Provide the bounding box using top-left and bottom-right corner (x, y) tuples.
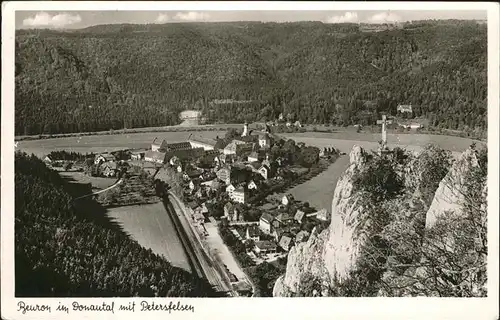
(63, 162), (73, 172)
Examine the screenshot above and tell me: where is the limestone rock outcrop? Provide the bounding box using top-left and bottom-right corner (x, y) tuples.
(273, 144), (485, 297)
(273, 145), (369, 296)
(425, 147), (479, 228)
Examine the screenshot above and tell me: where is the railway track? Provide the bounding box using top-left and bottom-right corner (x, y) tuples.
(167, 192), (237, 296)
(162, 198), (205, 278)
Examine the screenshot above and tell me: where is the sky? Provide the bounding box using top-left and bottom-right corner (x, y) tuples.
(15, 10), (487, 30)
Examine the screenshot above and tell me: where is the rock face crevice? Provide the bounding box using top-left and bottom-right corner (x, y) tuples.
(274, 145), (369, 296)
(273, 145), (485, 297)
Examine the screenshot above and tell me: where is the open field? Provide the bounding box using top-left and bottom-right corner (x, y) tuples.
(106, 202), (191, 272)
(284, 155), (351, 213)
(15, 124), (244, 141)
(279, 132), (479, 214)
(59, 171), (117, 191)
(283, 132), (484, 154)
(17, 130), (225, 158)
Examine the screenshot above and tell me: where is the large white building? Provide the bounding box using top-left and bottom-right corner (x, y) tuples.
(230, 187), (246, 204)
(188, 137), (217, 151)
(258, 132), (271, 148)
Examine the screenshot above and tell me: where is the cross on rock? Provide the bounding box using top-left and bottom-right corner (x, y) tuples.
(376, 114), (393, 148)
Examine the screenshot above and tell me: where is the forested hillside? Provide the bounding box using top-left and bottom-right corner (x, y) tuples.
(15, 20), (486, 136)
(15, 152), (221, 297)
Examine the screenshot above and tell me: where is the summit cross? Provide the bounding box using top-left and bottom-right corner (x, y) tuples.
(376, 114), (393, 147)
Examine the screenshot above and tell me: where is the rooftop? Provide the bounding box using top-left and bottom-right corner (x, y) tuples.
(144, 150), (166, 161)
(234, 186), (245, 193)
(247, 225), (259, 237)
(255, 240), (277, 250)
(279, 235), (293, 249)
(260, 212), (274, 223)
(189, 136), (217, 147)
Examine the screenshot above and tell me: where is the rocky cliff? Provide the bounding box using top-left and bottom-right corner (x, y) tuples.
(273, 144), (486, 297)
(273, 145), (370, 296)
(425, 147), (479, 228)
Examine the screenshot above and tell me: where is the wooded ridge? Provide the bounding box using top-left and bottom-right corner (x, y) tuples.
(15, 20), (486, 136)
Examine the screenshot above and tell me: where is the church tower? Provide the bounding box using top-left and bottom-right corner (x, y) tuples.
(242, 122), (249, 137)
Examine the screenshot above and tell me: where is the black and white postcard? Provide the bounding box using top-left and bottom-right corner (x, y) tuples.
(1, 2), (499, 320)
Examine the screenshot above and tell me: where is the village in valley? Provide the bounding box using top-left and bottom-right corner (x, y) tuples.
(42, 114), (341, 296)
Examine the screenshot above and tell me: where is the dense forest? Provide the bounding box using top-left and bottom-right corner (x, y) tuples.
(15, 20), (486, 136)
(15, 152), (222, 297)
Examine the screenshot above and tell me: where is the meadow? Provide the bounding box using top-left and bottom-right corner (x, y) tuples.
(18, 130), (225, 157)
(280, 132), (478, 214)
(59, 171), (117, 191)
(283, 132), (483, 154)
(106, 202), (191, 273)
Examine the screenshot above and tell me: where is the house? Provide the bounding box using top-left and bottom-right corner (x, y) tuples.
(189, 179), (201, 191)
(226, 184), (236, 195)
(130, 150), (145, 160)
(282, 194), (294, 206)
(258, 165), (271, 180)
(185, 169), (203, 180)
(216, 167), (232, 185)
(230, 228), (243, 241)
(187, 201), (199, 211)
(259, 213), (274, 234)
(201, 179), (222, 191)
(195, 187), (205, 199)
(261, 155), (274, 170)
(294, 121), (302, 128)
(223, 140), (254, 156)
(189, 137), (218, 151)
(399, 121), (423, 130)
(144, 150), (166, 164)
(198, 150), (219, 166)
(163, 141), (192, 152)
(224, 202), (242, 221)
(224, 202), (235, 218)
(295, 230), (310, 243)
(246, 225), (260, 242)
(43, 155), (53, 163)
(101, 162), (118, 177)
(151, 138), (168, 152)
(247, 180), (258, 190)
(247, 161), (262, 172)
(257, 132), (271, 148)
(223, 141), (241, 155)
(247, 151), (262, 163)
(193, 211), (205, 224)
(294, 210), (306, 224)
(94, 153), (115, 165)
(276, 213), (294, 226)
(200, 202), (209, 215)
(216, 154), (235, 165)
(254, 241), (277, 255)
(278, 235), (294, 252)
(230, 187), (246, 204)
(397, 104), (413, 113)
(169, 156), (181, 166)
(316, 209), (331, 221)
(272, 226), (287, 243)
